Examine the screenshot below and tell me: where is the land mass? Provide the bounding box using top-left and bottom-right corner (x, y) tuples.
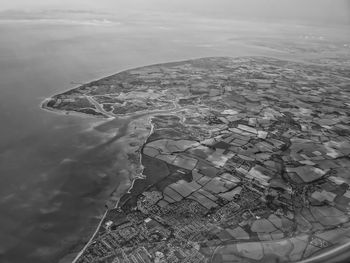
(43, 57), (350, 263)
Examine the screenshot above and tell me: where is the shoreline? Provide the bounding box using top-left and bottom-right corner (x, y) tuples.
(71, 208), (109, 263)
(69, 112), (155, 263)
(68, 108), (168, 263)
(40, 99), (113, 120)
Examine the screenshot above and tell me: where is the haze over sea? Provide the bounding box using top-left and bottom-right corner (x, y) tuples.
(0, 2), (349, 262)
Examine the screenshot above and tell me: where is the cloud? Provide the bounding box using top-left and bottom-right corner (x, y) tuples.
(0, 0), (348, 24)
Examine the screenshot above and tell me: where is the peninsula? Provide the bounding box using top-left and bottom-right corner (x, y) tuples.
(43, 57), (350, 263)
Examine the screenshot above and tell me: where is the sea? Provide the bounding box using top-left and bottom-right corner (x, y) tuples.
(0, 12), (348, 263)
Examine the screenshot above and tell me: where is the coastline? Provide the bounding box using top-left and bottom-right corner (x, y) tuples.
(40, 98), (112, 120)
(65, 104), (169, 263)
(71, 209), (109, 263)
(66, 112), (155, 263)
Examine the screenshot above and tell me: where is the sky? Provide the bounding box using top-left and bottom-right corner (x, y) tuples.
(0, 0), (349, 25)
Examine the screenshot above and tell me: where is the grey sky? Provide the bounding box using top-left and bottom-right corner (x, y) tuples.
(0, 0), (349, 24)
